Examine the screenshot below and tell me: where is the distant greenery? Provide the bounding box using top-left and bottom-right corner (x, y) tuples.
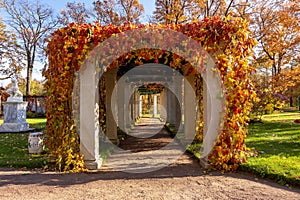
(26, 118), (46, 130)
(241, 111), (300, 186)
(0, 118), (47, 169)
(261, 111), (300, 122)
(19, 78), (46, 96)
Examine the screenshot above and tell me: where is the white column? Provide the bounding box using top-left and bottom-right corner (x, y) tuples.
(125, 84), (131, 129)
(201, 81), (210, 168)
(105, 68), (118, 144)
(201, 62), (224, 168)
(166, 88), (171, 123)
(80, 62), (101, 170)
(118, 78), (126, 132)
(139, 95), (143, 118)
(130, 90), (134, 125)
(160, 89), (167, 121)
(174, 76), (183, 132)
(135, 91), (139, 120)
(153, 94), (158, 117)
(167, 85), (176, 126)
(132, 91), (136, 122)
(184, 74), (196, 141)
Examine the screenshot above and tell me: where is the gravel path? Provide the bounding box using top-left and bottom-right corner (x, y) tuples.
(0, 118), (299, 199)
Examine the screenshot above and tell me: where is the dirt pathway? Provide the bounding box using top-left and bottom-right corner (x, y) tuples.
(102, 118), (187, 173)
(0, 118), (300, 199)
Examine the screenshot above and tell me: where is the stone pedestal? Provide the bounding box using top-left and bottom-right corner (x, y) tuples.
(0, 102), (30, 132)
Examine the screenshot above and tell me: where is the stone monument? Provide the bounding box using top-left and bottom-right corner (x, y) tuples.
(0, 77), (30, 132)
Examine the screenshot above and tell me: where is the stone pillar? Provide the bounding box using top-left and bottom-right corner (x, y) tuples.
(165, 88), (170, 123)
(200, 81), (210, 168)
(139, 94), (142, 118)
(128, 85), (136, 125)
(80, 62), (101, 170)
(105, 68), (118, 144)
(167, 86), (176, 126)
(136, 92), (140, 119)
(174, 76), (183, 133)
(130, 91), (134, 125)
(125, 84), (132, 129)
(118, 79), (126, 132)
(131, 91), (135, 122)
(157, 94), (160, 116)
(134, 91), (139, 121)
(184, 74), (196, 142)
(200, 63), (224, 169)
(132, 91), (136, 123)
(153, 94), (158, 117)
(160, 89), (167, 121)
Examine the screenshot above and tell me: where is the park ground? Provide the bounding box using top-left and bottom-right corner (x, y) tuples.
(1, 154), (300, 199)
(0, 112), (300, 199)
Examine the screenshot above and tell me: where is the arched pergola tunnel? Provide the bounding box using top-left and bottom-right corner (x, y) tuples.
(45, 17), (256, 172)
(104, 63), (196, 143)
(80, 60), (223, 170)
(137, 84), (163, 118)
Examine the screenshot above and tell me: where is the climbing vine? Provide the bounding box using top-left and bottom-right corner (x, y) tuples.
(44, 16), (256, 172)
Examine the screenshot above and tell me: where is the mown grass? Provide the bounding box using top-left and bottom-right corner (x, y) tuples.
(0, 118), (46, 130)
(261, 111), (300, 122)
(0, 118), (47, 169)
(185, 111), (300, 186)
(241, 111), (300, 186)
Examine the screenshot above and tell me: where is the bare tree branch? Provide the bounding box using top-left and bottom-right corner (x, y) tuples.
(3, 0), (58, 95)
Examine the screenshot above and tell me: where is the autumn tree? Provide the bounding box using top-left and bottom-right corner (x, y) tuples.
(153, 0), (180, 24)
(252, 0), (300, 77)
(0, 10), (24, 80)
(274, 62), (300, 106)
(152, 0), (252, 24)
(192, 0), (232, 19)
(59, 1), (91, 26)
(153, 0), (192, 24)
(250, 0), (300, 109)
(2, 0), (58, 95)
(18, 78), (45, 96)
(92, 0), (144, 25)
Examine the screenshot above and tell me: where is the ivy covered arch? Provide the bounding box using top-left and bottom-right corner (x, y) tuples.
(45, 16), (256, 172)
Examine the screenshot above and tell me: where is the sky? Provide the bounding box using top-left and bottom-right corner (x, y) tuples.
(0, 0), (156, 86)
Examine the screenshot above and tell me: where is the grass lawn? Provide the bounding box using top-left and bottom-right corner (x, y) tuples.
(241, 111), (300, 186)
(0, 118), (47, 169)
(186, 110), (300, 186)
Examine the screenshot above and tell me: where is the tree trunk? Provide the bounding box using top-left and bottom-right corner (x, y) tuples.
(26, 64), (33, 96)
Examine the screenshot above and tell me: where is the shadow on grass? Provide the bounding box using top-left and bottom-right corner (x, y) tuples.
(242, 121), (300, 186)
(246, 122), (300, 156)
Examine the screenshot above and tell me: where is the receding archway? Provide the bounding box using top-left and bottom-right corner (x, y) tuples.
(79, 31), (225, 170)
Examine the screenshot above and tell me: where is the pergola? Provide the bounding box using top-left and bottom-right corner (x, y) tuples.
(45, 17), (256, 172)
(79, 34), (224, 169)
